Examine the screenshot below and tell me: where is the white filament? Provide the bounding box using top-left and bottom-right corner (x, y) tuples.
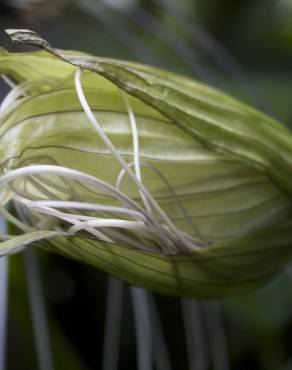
(21, 200), (146, 221)
(0, 70), (202, 255)
(0, 74), (16, 89)
(69, 219), (146, 233)
(0, 80), (29, 113)
(0, 165), (144, 212)
(121, 91), (152, 213)
(74, 69), (190, 250)
(0, 76), (51, 114)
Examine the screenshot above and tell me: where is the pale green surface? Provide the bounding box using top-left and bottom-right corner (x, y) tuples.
(1, 30), (292, 297)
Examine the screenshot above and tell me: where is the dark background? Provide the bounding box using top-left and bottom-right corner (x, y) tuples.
(1, 0), (292, 369)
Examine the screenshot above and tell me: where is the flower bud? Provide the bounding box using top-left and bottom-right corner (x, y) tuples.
(0, 29), (292, 297)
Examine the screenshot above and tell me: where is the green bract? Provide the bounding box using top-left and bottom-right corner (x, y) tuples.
(0, 29), (292, 297)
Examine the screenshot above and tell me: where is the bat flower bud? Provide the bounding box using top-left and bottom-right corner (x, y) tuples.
(0, 29), (292, 298)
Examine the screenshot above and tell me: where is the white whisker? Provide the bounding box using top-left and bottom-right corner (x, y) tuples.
(69, 219), (146, 233)
(121, 91), (152, 214)
(74, 69), (188, 252)
(0, 74), (16, 89)
(25, 200), (146, 221)
(0, 70), (204, 256)
(0, 165), (144, 213)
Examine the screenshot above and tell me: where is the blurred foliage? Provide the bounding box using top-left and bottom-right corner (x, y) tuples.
(1, 0), (292, 369)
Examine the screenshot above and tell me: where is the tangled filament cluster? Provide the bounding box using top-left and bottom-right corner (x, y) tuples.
(0, 70), (206, 255)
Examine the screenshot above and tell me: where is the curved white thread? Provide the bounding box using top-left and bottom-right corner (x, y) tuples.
(74, 69), (188, 251)
(0, 165), (144, 213)
(26, 200), (146, 221)
(27, 204), (112, 242)
(121, 91), (152, 214)
(0, 79), (47, 113)
(0, 75), (16, 89)
(69, 219), (146, 233)
(0, 71), (202, 254)
(116, 161), (206, 247)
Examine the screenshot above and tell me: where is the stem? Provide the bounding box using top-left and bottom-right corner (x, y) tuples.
(102, 278), (124, 370)
(131, 287), (153, 370)
(23, 250), (54, 370)
(181, 299), (208, 370)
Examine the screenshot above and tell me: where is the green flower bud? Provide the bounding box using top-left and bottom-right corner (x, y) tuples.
(0, 29), (292, 298)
